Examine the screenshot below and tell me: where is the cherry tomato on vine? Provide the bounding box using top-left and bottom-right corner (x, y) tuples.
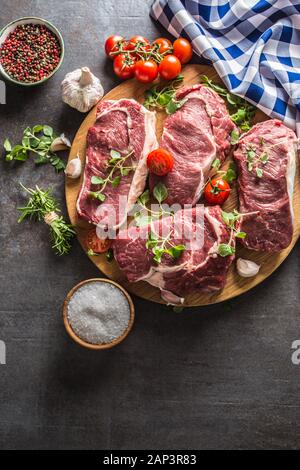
(147, 148), (174, 176)
(113, 53), (136, 79)
(135, 60), (158, 83)
(158, 54), (182, 80)
(105, 35), (124, 59)
(152, 37), (172, 55)
(127, 35), (150, 50)
(204, 177), (231, 205)
(85, 228), (112, 253)
(173, 37), (193, 64)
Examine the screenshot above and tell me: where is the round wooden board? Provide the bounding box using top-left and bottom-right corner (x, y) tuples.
(66, 64), (300, 306)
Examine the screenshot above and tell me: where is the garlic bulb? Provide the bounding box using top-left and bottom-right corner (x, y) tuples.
(237, 258), (260, 278)
(61, 67), (104, 113)
(65, 154), (82, 179)
(50, 133), (71, 152)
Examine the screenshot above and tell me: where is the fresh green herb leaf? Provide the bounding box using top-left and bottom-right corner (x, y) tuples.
(235, 231), (247, 239)
(138, 190), (150, 206)
(230, 129), (240, 145)
(3, 138), (12, 152)
(110, 149), (121, 159)
(212, 158), (221, 171)
(218, 243), (236, 257)
(32, 125), (44, 133)
(135, 215), (152, 227)
(260, 152), (269, 164)
(168, 245), (186, 258)
(91, 175), (105, 185)
(153, 182), (168, 204)
(223, 162), (237, 183)
(166, 98), (187, 115)
(112, 176), (121, 188)
(256, 167), (263, 178)
(43, 125), (53, 137)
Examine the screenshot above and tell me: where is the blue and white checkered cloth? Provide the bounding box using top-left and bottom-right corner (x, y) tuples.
(151, 0), (300, 135)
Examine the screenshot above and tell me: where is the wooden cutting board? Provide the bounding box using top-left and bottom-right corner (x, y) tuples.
(65, 64), (300, 306)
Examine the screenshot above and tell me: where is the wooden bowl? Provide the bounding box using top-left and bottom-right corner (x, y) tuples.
(63, 278), (135, 350)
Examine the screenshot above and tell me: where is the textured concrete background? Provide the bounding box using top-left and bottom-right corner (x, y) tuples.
(0, 0), (300, 450)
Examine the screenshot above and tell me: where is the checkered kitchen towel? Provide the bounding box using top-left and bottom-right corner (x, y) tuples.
(151, 0), (300, 135)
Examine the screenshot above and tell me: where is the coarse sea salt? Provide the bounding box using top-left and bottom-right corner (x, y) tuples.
(67, 282), (131, 345)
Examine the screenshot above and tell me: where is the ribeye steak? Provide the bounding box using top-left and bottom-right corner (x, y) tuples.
(233, 119), (298, 252)
(113, 206), (234, 304)
(77, 99), (157, 228)
(149, 84), (237, 206)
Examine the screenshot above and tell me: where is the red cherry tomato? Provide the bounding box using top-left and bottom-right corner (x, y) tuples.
(126, 35), (150, 51)
(85, 228), (112, 253)
(105, 35), (124, 59)
(134, 60), (158, 83)
(173, 37), (193, 64)
(204, 177), (231, 205)
(147, 148), (174, 176)
(113, 53), (136, 80)
(158, 54), (182, 80)
(152, 37), (172, 55)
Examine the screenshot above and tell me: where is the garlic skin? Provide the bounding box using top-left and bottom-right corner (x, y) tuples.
(64, 155), (82, 179)
(61, 67), (104, 113)
(237, 258), (260, 278)
(50, 133), (71, 152)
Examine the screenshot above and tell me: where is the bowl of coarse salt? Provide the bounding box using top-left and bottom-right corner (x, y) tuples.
(63, 278), (135, 350)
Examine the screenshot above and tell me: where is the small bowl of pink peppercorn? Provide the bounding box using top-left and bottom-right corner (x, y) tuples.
(0, 17), (64, 86)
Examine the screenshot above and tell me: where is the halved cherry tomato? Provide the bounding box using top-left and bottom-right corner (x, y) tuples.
(135, 60), (158, 83)
(173, 37), (193, 64)
(147, 148), (174, 176)
(152, 37), (172, 55)
(105, 35), (124, 59)
(204, 177), (231, 205)
(113, 53), (136, 79)
(158, 54), (182, 80)
(85, 228), (112, 253)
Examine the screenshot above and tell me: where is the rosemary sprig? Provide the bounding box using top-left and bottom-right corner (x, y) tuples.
(18, 184), (75, 256)
(89, 149), (135, 202)
(4, 125), (66, 171)
(200, 75), (256, 132)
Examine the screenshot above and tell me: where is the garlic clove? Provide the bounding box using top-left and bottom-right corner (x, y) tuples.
(236, 258), (260, 278)
(79, 67), (93, 87)
(50, 133), (72, 152)
(64, 154), (82, 179)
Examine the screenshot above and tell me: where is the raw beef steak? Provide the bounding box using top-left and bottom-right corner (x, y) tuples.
(233, 119), (298, 252)
(77, 99), (157, 228)
(113, 206), (234, 304)
(149, 84), (237, 206)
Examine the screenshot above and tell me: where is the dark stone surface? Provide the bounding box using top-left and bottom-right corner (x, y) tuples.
(0, 0), (300, 450)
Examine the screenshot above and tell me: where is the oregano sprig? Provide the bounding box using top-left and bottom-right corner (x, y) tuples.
(134, 182), (186, 264)
(144, 75), (185, 113)
(4, 125), (66, 171)
(200, 75), (256, 131)
(89, 149), (135, 202)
